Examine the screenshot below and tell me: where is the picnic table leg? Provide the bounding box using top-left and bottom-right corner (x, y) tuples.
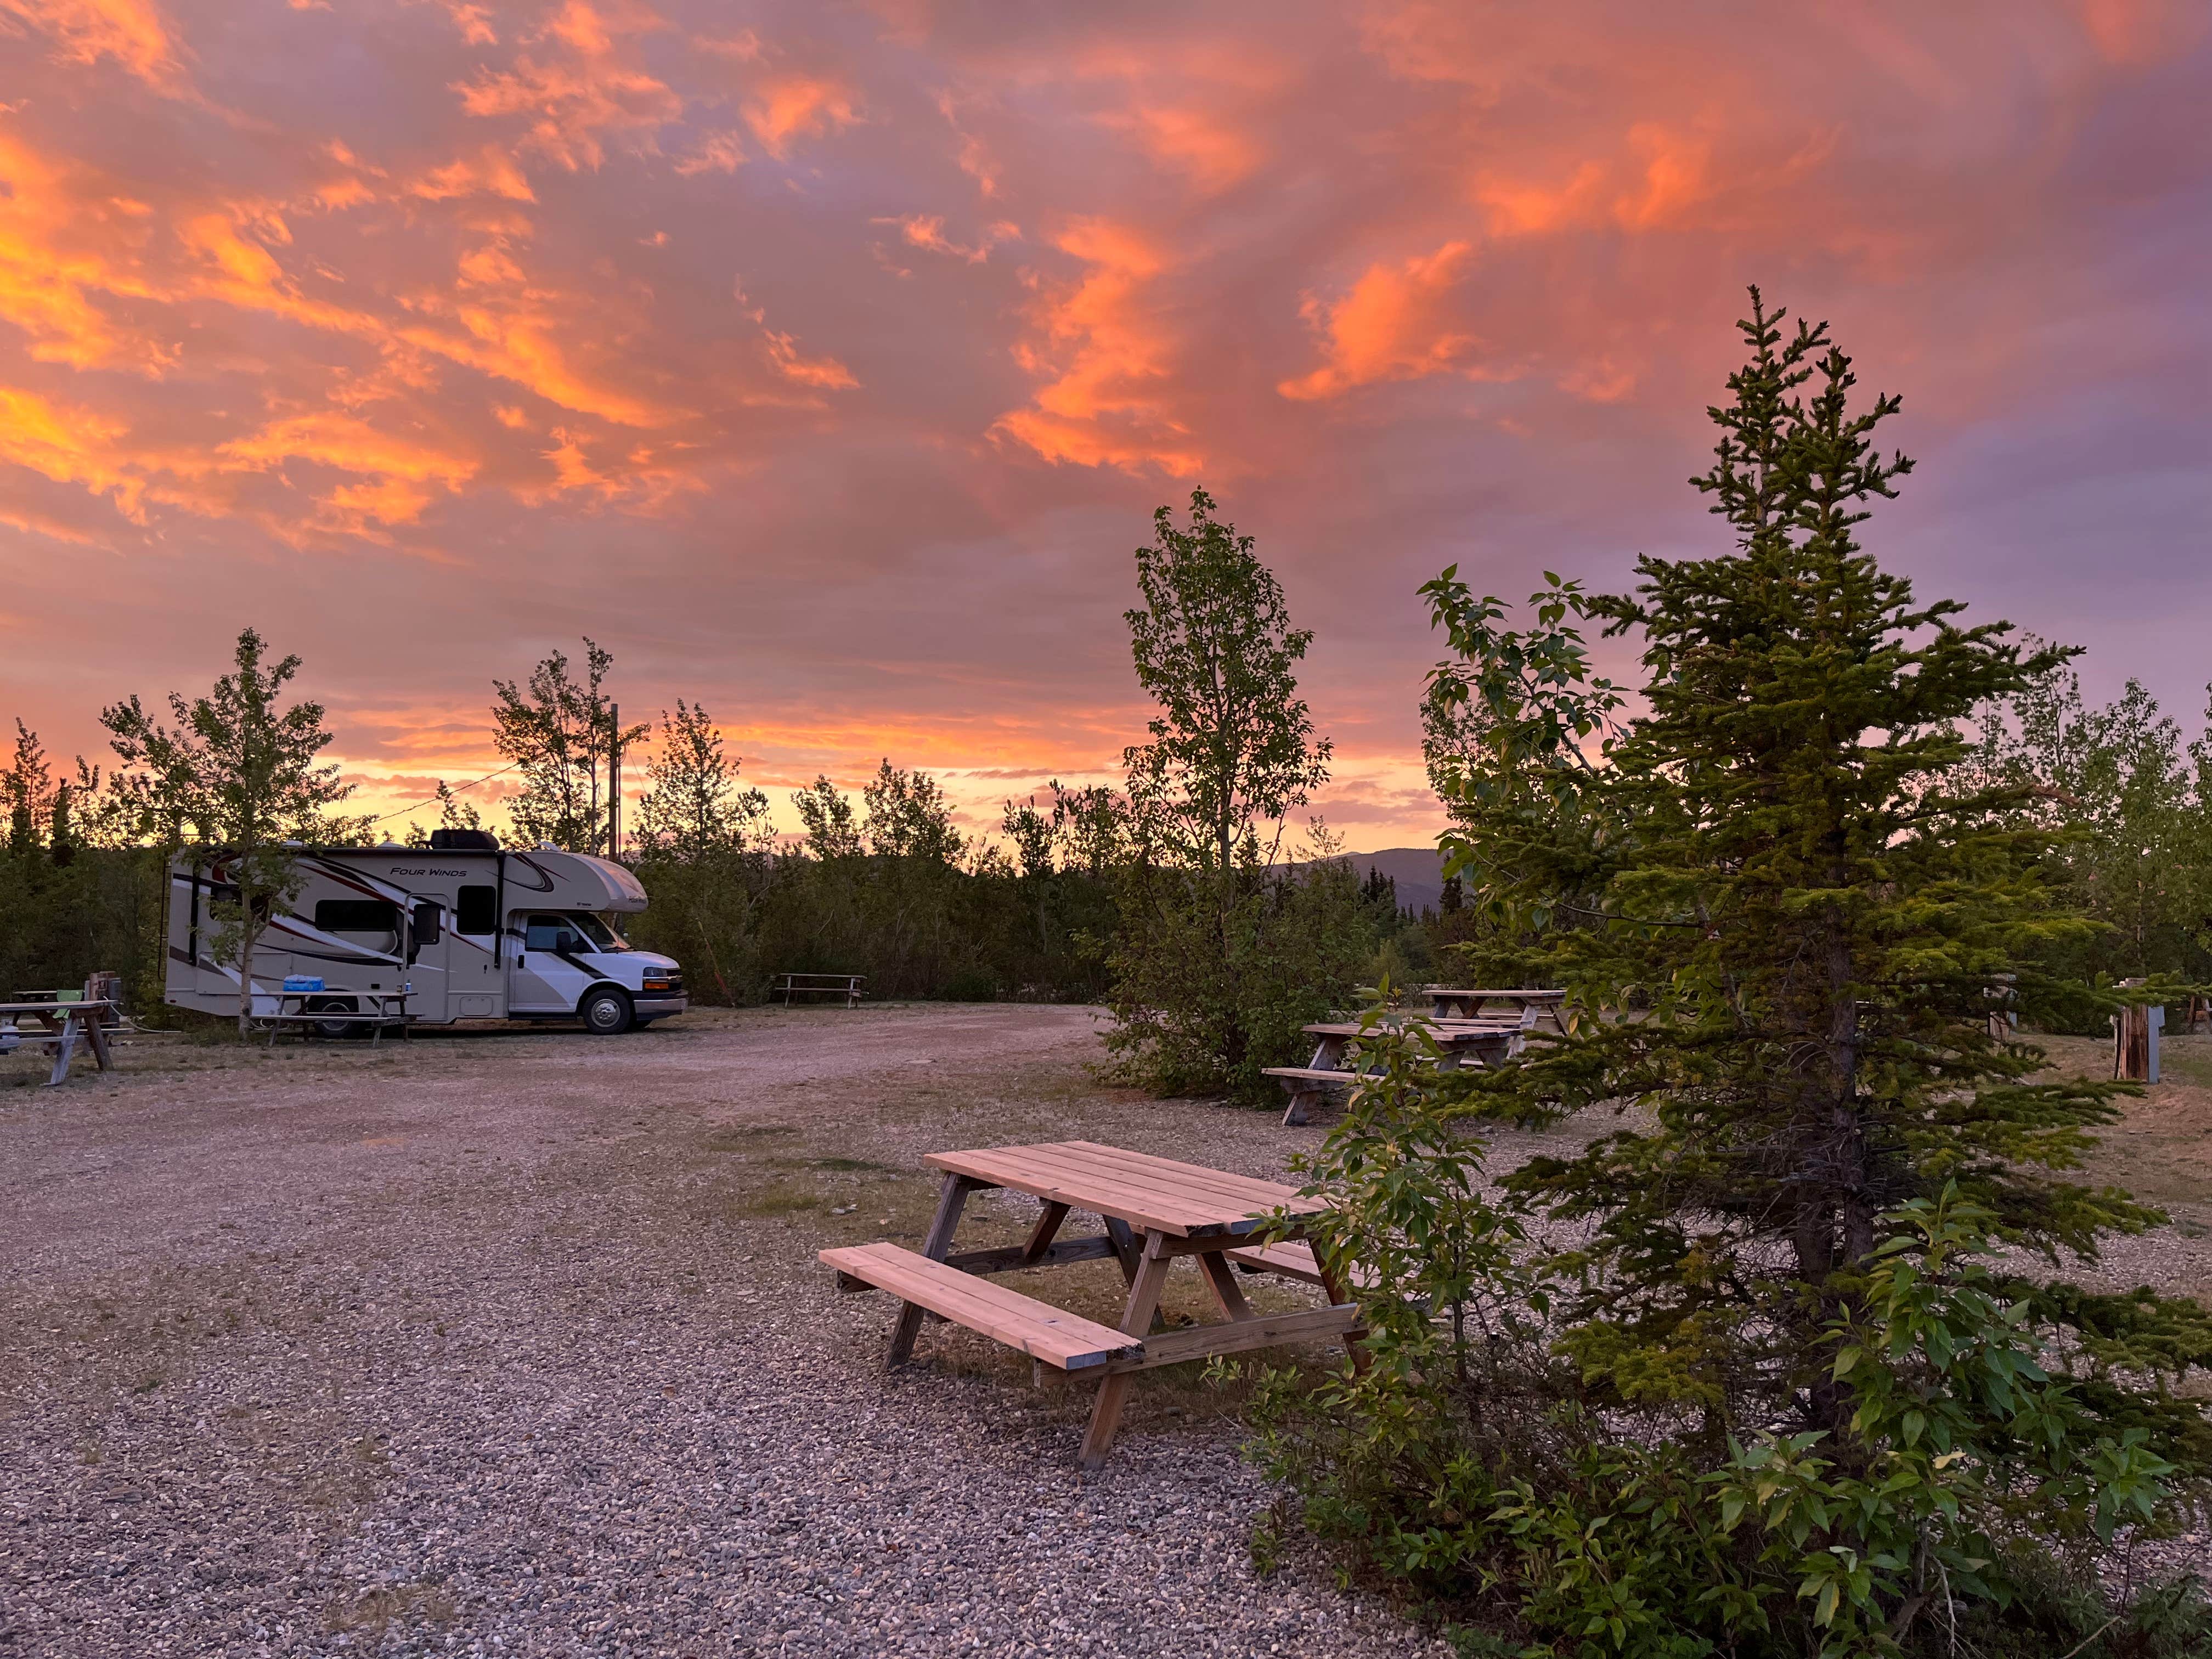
(1102, 1216), (1142, 1287)
(43, 1014), (77, 1087)
(887, 1173), (979, 1368)
(1079, 1231), (1175, 1471)
(1196, 1251), (1254, 1321)
(1310, 1240), (1371, 1375)
(1020, 1201), (1070, 1266)
(82, 1011), (112, 1071)
(1283, 1034), (1342, 1127)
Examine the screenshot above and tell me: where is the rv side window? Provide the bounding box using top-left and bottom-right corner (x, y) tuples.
(524, 915), (576, 952)
(316, 899), (399, 933)
(456, 886), (497, 935)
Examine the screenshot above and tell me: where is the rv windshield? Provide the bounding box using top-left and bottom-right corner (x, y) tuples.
(568, 912), (631, 951)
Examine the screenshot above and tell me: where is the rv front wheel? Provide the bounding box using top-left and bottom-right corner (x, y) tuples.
(580, 986), (634, 1035)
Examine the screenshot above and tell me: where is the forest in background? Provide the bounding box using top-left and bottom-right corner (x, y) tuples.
(3, 523), (2208, 1063)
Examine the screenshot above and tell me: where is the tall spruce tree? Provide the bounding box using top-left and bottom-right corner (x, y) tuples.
(1259, 292), (2212, 1655)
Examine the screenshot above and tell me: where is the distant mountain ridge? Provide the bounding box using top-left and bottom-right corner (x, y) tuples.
(1334, 846), (1448, 915)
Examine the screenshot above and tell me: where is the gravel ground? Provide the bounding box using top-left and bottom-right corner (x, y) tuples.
(0, 1005), (1456, 1658)
(5, 1008), (2207, 1656)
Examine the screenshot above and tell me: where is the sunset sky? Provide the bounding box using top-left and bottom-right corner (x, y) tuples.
(1, 0), (2205, 848)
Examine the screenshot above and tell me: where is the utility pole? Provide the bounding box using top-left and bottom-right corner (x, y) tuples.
(607, 701), (621, 861)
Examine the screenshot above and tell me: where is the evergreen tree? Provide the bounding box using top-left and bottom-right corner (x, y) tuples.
(1257, 292), (2212, 1654)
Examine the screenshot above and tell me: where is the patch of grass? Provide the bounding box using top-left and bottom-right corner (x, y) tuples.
(742, 1182), (826, 1217)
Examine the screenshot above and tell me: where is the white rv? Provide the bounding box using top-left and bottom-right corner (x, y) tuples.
(164, 831), (687, 1034)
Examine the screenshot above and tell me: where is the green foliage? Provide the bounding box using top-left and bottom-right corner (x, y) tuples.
(1253, 291), (2211, 1651)
(622, 743), (1115, 1005)
(623, 701), (774, 1002)
(1970, 660), (2212, 1009)
(100, 628), (355, 1031)
(490, 638), (645, 853)
(1103, 837), (1375, 1102)
(1124, 487), (1330, 876)
(1104, 487), (1377, 1100)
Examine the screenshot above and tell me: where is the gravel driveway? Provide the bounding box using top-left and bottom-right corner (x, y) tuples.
(1, 1005), (1451, 1658)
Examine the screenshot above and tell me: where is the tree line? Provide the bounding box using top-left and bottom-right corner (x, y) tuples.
(0, 496), (1410, 1058)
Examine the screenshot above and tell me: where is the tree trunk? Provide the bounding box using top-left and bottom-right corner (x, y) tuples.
(236, 909), (260, 1035)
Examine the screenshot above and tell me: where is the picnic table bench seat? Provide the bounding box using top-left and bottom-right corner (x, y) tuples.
(823, 1242), (1139, 1371)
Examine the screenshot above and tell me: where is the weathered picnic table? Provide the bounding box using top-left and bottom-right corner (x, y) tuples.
(823, 1140), (1361, 1470)
(0, 998), (117, 1086)
(1424, 987), (1568, 1031)
(1264, 1017), (1522, 1126)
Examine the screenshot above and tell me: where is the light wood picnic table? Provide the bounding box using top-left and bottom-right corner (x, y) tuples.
(0, 998), (117, 1086)
(823, 1139), (1361, 1470)
(1263, 1017), (1521, 1126)
(1424, 986), (1568, 1030)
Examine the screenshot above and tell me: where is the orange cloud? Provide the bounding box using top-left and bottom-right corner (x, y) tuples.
(0, 380), (141, 516)
(436, 2), (495, 47)
(409, 146), (537, 202)
(993, 219), (1203, 478)
(673, 130), (744, 175)
(763, 330), (857, 390)
(0, 128), (167, 371)
(216, 409), (478, 533)
(1612, 123), (1713, 230)
(456, 1), (682, 171)
(1, 0), (179, 91)
(743, 75), (858, 159)
(875, 214), (1015, 264)
(1109, 105), (1262, 193)
(1277, 241), (1479, 401)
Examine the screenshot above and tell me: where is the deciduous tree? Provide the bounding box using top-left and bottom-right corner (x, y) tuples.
(101, 629), (353, 1032)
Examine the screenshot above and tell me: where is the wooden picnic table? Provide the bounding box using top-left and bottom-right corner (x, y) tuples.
(1263, 1017), (1521, 1126)
(1424, 986), (1567, 1029)
(776, 972), (865, 1008)
(255, 990), (411, 1047)
(823, 1140), (1361, 1470)
(0, 998), (117, 1086)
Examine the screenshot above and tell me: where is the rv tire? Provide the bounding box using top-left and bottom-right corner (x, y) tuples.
(306, 997), (366, 1040)
(580, 985), (634, 1035)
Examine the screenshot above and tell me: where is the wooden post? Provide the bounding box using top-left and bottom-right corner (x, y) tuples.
(1080, 1232), (1175, 1470)
(887, 1173), (977, 1367)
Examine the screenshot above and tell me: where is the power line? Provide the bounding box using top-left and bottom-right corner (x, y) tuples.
(364, 760), (522, 826)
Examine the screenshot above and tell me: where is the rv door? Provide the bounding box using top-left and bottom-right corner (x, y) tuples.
(509, 912), (592, 1014)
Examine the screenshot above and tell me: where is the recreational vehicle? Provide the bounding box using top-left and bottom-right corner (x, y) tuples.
(164, 830), (686, 1034)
